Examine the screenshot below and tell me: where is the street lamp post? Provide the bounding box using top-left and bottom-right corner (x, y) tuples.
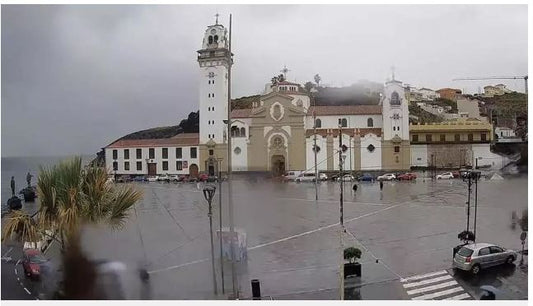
(203, 185), (218, 296)
(216, 157), (225, 294)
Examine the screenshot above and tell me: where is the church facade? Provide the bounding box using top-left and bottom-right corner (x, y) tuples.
(105, 20), (414, 177)
(194, 19), (411, 175)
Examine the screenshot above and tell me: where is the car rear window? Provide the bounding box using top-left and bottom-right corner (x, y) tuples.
(457, 247), (474, 257)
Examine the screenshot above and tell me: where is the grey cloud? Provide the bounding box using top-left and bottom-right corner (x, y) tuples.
(1, 5), (527, 157)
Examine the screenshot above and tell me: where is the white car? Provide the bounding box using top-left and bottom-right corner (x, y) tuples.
(169, 175), (179, 182)
(157, 174), (170, 182)
(336, 174), (355, 182)
(436, 172), (454, 179)
(147, 176), (158, 182)
(377, 173), (396, 181)
(295, 173), (317, 182)
(283, 171), (303, 181)
(319, 173), (328, 181)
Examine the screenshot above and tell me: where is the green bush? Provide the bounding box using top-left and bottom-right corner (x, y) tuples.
(344, 247), (362, 264)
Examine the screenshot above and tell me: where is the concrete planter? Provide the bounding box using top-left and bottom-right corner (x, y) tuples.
(344, 262), (361, 278)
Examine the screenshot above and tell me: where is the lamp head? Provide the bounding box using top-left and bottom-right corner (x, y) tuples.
(203, 185), (216, 202)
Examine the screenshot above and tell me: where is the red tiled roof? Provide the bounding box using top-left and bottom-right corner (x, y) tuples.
(305, 128), (382, 138)
(107, 133), (199, 148)
(231, 109), (252, 118)
(277, 81), (300, 86)
(308, 105), (382, 116)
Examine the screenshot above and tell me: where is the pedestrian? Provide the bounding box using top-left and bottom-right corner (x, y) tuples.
(10, 176), (15, 197)
(379, 181), (384, 191)
(352, 184), (358, 192)
(26, 171), (33, 188)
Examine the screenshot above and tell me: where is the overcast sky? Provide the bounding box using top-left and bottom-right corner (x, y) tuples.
(1, 5), (527, 157)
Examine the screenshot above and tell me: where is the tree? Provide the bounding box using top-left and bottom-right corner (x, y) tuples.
(457, 230), (475, 244)
(2, 156), (143, 251)
(271, 74), (286, 85)
(304, 81), (315, 94)
(343, 247), (362, 264)
(314, 74), (321, 87)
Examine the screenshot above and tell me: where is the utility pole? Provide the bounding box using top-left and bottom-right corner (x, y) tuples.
(202, 186), (218, 295)
(466, 174), (472, 233)
(339, 125), (344, 228)
(313, 77), (320, 201)
(217, 157), (225, 294)
(226, 13), (238, 299)
(473, 171), (479, 240)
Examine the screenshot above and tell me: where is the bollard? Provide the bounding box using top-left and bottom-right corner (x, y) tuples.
(251, 279), (261, 300)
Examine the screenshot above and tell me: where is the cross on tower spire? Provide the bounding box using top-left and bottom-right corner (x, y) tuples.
(391, 65), (396, 81)
(215, 13), (219, 25)
(281, 65), (290, 79)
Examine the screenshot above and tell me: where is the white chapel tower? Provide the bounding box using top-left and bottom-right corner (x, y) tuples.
(381, 76), (411, 170)
(197, 18), (231, 145)
(197, 17), (233, 174)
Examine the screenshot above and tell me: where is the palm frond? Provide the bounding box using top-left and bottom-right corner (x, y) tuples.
(107, 185), (143, 230)
(1, 210), (39, 244)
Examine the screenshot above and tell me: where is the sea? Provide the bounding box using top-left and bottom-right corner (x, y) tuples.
(1, 155), (94, 216)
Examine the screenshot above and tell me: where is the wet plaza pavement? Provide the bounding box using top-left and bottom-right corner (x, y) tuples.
(2, 174), (528, 300)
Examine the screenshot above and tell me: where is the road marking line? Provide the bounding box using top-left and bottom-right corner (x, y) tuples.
(446, 293), (471, 300)
(24, 288), (31, 295)
(400, 270), (447, 282)
(412, 287), (463, 300)
(406, 281), (459, 295)
(3, 247), (13, 257)
(16, 259), (21, 265)
(148, 258), (209, 274)
(402, 275), (453, 288)
(14, 268), (18, 275)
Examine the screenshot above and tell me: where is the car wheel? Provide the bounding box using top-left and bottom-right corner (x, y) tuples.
(506, 256), (515, 264)
(471, 264), (481, 275)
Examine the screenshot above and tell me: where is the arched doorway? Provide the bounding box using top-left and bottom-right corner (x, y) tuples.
(271, 155), (285, 177)
(189, 164), (199, 177)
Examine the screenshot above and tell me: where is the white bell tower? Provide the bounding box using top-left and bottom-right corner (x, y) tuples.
(382, 77), (409, 141)
(197, 16), (232, 145)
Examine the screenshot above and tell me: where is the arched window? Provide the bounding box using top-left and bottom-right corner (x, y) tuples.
(367, 118), (373, 127)
(315, 118), (322, 128)
(240, 127), (246, 137)
(391, 91), (401, 105)
(214, 35), (218, 43)
(341, 118), (347, 127)
(208, 36), (213, 44)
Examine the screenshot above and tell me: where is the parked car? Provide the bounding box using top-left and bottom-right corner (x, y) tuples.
(358, 173), (374, 182)
(377, 173), (396, 181)
(295, 173), (317, 182)
(198, 173), (209, 182)
(436, 172), (454, 180)
(169, 175), (180, 182)
(453, 243), (517, 275)
(452, 171), (461, 178)
(319, 173), (328, 181)
(133, 176), (146, 182)
(207, 175), (219, 182)
(22, 248), (49, 279)
(397, 173), (417, 181)
(157, 174), (170, 182)
(336, 174), (355, 182)
(147, 176), (158, 182)
(283, 171), (303, 181)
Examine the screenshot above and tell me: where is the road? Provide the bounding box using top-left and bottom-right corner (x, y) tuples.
(1, 173), (528, 299)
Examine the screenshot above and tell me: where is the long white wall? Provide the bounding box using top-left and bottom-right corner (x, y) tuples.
(332, 134), (354, 172)
(410, 145), (428, 167)
(305, 115), (382, 130)
(471, 144), (508, 169)
(305, 135), (328, 172)
(360, 133), (382, 170)
(105, 146), (199, 175)
(232, 138), (248, 171)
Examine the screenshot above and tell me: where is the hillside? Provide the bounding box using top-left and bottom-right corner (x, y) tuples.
(408, 105), (444, 124)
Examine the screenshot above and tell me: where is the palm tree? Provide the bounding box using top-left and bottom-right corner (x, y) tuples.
(2, 156), (143, 251)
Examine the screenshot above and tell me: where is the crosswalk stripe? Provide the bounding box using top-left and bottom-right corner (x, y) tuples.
(406, 281), (459, 295)
(446, 293), (472, 300)
(412, 287), (464, 300)
(402, 275), (453, 288)
(400, 270), (448, 282)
